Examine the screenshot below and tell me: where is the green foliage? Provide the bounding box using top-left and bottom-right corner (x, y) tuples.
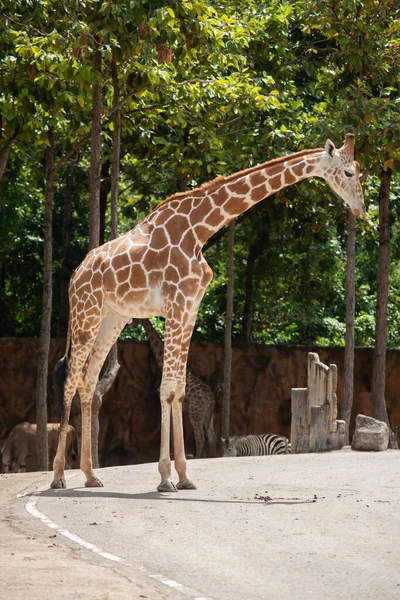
(1, 0), (400, 349)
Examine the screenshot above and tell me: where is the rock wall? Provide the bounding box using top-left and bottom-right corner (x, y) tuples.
(1, 339), (399, 465)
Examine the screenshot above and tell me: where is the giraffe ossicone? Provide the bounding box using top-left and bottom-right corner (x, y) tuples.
(50, 134), (365, 491)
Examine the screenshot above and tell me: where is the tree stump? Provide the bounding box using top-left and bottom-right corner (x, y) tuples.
(291, 352), (345, 453)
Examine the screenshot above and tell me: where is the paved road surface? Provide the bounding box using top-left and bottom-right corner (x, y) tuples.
(8, 450), (400, 600)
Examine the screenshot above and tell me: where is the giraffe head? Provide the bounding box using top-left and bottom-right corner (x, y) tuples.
(320, 133), (366, 219)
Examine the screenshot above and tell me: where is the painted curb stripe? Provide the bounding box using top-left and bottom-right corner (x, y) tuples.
(24, 476), (213, 600)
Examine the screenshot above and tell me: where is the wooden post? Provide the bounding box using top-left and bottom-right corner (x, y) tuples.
(341, 212), (356, 444)
(291, 352), (345, 453)
(221, 220), (235, 439)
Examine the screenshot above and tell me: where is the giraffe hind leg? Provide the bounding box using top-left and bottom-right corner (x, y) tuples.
(167, 320), (198, 490)
(78, 310), (128, 487)
(51, 349), (97, 489)
(174, 397), (197, 490)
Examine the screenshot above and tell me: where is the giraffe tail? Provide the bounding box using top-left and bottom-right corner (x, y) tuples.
(53, 356), (69, 420)
(53, 315), (72, 420)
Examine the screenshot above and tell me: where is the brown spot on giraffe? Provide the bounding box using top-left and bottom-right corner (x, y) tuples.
(116, 265), (130, 284)
(109, 237), (131, 257)
(165, 265), (181, 284)
(266, 163), (284, 177)
(142, 247), (169, 271)
(181, 229), (197, 256)
(154, 206), (174, 224)
(112, 253), (130, 271)
(269, 174), (283, 190)
(180, 277), (200, 296)
(117, 281), (131, 297)
(284, 170), (296, 185)
(251, 184), (268, 203)
(224, 196), (248, 215)
(91, 270), (102, 289)
(210, 186), (229, 205)
(190, 197), (212, 224)
(152, 227), (169, 249)
(169, 247), (190, 277)
(292, 163), (305, 177)
(168, 215), (190, 246)
(195, 224), (211, 245)
(250, 172), (265, 187)
(103, 267), (117, 291)
(228, 180), (249, 196)
(75, 329), (93, 346)
(130, 264), (147, 288)
(205, 208), (223, 228)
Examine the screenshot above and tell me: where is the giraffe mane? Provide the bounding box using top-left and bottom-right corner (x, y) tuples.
(162, 175), (227, 203)
(153, 147), (323, 211)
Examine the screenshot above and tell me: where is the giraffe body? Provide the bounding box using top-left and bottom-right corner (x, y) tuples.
(51, 135), (365, 491)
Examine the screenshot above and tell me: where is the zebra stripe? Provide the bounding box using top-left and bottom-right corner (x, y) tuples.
(223, 434), (291, 457)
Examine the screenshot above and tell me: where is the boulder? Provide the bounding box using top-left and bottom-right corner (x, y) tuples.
(351, 414), (389, 452)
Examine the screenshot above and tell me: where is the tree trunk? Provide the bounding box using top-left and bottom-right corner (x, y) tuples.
(99, 160), (111, 246)
(242, 216), (270, 342)
(0, 129), (19, 183)
(242, 252), (256, 343)
(221, 220), (235, 439)
(110, 50), (120, 241)
(90, 50), (121, 468)
(88, 40), (102, 251)
(91, 343), (120, 468)
(56, 173), (74, 338)
(77, 39), (103, 464)
(341, 212), (356, 445)
(0, 139), (14, 183)
(36, 129), (55, 470)
(370, 167), (397, 448)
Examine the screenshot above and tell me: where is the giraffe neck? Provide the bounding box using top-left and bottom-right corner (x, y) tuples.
(140, 319), (164, 370)
(151, 148), (324, 246)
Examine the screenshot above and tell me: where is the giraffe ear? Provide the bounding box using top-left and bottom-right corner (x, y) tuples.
(325, 139), (335, 157)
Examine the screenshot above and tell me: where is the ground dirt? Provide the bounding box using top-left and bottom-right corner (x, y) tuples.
(0, 471), (176, 600)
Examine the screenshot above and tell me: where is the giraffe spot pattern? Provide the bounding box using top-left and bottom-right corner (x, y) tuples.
(57, 144), (365, 492)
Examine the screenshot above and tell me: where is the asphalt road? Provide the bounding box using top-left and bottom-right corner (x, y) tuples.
(12, 450), (400, 600)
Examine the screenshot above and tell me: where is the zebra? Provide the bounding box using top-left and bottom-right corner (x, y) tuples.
(222, 434), (291, 457)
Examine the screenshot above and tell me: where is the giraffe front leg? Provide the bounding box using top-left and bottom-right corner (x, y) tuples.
(78, 310), (127, 488)
(51, 365), (79, 489)
(80, 396), (103, 488)
(157, 379), (176, 492)
(173, 394), (197, 490)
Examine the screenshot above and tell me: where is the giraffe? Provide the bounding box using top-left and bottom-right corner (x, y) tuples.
(136, 318), (216, 458)
(51, 134), (365, 492)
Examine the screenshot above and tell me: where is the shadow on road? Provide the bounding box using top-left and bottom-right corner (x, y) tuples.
(31, 487), (316, 506)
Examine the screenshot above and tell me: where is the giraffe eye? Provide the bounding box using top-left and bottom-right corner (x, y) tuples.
(344, 170), (353, 178)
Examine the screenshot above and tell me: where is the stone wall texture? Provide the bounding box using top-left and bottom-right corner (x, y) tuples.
(1, 339), (399, 465)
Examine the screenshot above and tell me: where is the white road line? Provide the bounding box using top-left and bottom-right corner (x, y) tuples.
(24, 476), (214, 600)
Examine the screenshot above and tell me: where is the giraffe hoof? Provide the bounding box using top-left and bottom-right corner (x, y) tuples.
(177, 479), (197, 490)
(157, 480), (178, 493)
(50, 477), (66, 489)
(85, 477), (104, 488)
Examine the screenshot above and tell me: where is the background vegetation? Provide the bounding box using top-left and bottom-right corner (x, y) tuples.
(1, 0), (400, 348)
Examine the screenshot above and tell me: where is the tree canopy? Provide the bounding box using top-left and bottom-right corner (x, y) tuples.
(1, 0), (400, 347)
